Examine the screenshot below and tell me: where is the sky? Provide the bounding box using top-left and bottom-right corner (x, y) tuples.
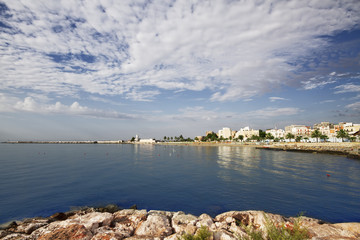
(0, 0), (360, 141)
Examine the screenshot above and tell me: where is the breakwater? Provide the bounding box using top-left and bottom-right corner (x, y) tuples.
(257, 142), (360, 159)
(1, 207), (360, 240)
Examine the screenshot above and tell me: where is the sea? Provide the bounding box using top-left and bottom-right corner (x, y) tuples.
(0, 143), (359, 224)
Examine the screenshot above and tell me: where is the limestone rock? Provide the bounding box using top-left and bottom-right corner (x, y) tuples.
(213, 230), (237, 240)
(135, 214), (173, 237)
(171, 212), (198, 233)
(37, 224), (93, 240)
(111, 209), (148, 237)
(76, 212), (113, 233)
(196, 214), (215, 229)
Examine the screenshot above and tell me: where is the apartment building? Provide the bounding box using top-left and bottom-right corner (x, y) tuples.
(266, 129), (285, 139)
(218, 127), (232, 139)
(234, 126), (259, 140)
(285, 125), (311, 137)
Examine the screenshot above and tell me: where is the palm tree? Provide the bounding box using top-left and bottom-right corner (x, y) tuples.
(311, 129), (322, 143)
(285, 133), (295, 142)
(336, 129), (349, 142)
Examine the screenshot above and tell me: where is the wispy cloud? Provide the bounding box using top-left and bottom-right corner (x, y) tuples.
(243, 107), (302, 119)
(0, 94), (136, 119)
(345, 102), (360, 111)
(1, 1), (359, 103)
(334, 83), (360, 94)
(269, 97), (289, 102)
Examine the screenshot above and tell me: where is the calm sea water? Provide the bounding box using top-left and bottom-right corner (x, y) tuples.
(0, 143), (359, 224)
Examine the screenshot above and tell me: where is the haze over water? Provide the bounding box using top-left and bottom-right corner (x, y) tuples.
(0, 143), (359, 224)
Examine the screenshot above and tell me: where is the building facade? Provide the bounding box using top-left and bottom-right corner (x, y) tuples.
(234, 126), (259, 140)
(218, 127), (232, 139)
(266, 129), (285, 139)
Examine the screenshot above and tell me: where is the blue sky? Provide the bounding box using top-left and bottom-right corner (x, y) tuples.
(0, 0), (360, 141)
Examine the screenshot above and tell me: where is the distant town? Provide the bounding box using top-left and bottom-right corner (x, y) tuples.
(4, 122), (360, 144)
(131, 121), (360, 144)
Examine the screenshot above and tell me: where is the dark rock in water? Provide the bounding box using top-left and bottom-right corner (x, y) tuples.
(50, 212), (68, 221)
(95, 204), (122, 213)
(130, 204), (137, 210)
(0, 221), (17, 230)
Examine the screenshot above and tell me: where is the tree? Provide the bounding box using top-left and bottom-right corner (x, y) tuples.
(295, 135), (302, 142)
(311, 129), (322, 143)
(130, 137), (135, 142)
(163, 136), (167, 142)
(320, 134), (328, 142)
(265, 133), (274, 140)
(259, 130), (266, 139)
(337, 129), (349, 142)
(238, 135), (244, 142)
(285, 133), (295, 141)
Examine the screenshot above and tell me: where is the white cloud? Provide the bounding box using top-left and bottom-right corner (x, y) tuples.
(243, 107), (302, 118)
(0, 1), (360, 102)
(301, 78), (336, 90)
(320, 100), (335, 104)
(334, 84), (360, 94)
(345, 102), (360, 111)
(269, 97), (289, 102)
(0, 94), (135, 119)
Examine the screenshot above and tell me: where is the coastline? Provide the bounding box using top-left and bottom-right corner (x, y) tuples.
(1, 207), (359, 239)
(256, 142), (360, 160)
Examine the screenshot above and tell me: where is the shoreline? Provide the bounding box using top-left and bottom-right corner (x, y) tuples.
(1, 207), (359, 239)
(256, 142), (360, 160)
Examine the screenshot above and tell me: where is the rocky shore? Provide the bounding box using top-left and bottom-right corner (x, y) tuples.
(257, 142), (360, 159)
(1, 207), (360, 240)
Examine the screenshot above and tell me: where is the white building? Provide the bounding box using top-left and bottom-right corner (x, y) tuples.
(234, 127), (259, 140)
(139, 138), (156, 144)
(285, 125), (311, 137)
(266, 129), (285, 139)
(218, 127), (232, 139)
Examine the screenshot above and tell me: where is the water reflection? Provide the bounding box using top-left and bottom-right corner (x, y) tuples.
(216, 146), (262, 181)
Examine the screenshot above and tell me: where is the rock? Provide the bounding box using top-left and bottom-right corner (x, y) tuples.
(77, 212), (113, 233)
(95, 204), (122, 214)
(130, 204), (138, 210)
(333, 222), (360, 236)
(148, 210), (173, 218)
(135, 214), (173, 237)
(112, 209), (148, 237)
(196, 214), (214, 229)
(92, 226), (124, 240)
(50, 212), (68, 221)
(37, 223), (93, 240)
(171, 212), (198, 233)
(1, 232), (28, 240)
(213, 230), (237, 240)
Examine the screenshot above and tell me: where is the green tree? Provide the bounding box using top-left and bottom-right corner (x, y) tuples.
(311, 129), (322, 143)
(238, 135), (244, 142)
(295, 135), (302, 142)
(285, 133), (295, 141)
(163, 136), (167, 141)
(320, 134), (328, 142)
(259, 130), (266, 139)
(265, 133), (274, 140)
(130, 137), (135, 142)
(337, 129), (349, 142)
